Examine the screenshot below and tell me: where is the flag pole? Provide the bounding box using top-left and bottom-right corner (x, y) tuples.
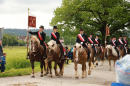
(104, 24), (107, 60)
(26, 8), (29, 59)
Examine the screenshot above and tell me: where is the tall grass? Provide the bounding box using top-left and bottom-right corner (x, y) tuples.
(0, 46), (41, 77)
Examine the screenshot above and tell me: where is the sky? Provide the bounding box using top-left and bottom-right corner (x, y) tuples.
(0, 0), (62, 29)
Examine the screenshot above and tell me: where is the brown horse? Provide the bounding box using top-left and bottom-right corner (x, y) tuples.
(29, 36), (47, 78)
(73, 43), (91, 79)
(94, 46), (105, 66)
(46, 40), (65, 77)
(106, 45), (118, 71)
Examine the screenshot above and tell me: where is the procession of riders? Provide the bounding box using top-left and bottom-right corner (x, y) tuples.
(27, 25), (130, 60)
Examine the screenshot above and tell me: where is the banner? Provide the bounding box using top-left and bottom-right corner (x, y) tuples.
(0, 27), (4, 40)
(28, 16), (36, 27)
(106, 25), (110, 36)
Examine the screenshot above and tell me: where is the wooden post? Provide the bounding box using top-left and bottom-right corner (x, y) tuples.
(104, 25), (107, 59)
(26, 8), (29, 59)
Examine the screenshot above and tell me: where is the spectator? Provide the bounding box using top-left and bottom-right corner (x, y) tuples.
(0, 40), (3, 56)
(65, 45), (68, 50)
(66, 49), (73, 64)
(1, 53), (6, 73)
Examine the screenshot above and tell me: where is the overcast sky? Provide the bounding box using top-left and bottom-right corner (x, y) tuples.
(0, 0), (62, 29)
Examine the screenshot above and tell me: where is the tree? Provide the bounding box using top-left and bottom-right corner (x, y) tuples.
(45, 36), (51, 43)
(50, 0), (130, 46)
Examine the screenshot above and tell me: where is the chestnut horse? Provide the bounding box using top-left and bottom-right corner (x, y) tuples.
(106, 45), (118, 71)
(94, 46), (105, 66)
(73, 43), (91, 79)
(46, 40), (65, 77)
(29, 36), (47, 78)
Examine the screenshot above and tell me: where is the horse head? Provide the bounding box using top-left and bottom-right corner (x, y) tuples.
(46, 40), (57, 61)
(30, 36), (40, 52)
(73, 43), (84, 63)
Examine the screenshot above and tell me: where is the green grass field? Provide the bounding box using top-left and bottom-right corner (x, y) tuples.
(0, 46), (71, 77)
(0, 46), (41, 77)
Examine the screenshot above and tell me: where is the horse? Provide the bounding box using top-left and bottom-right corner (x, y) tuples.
(94, 46), (105, 66)
(106, 45), (118, 71)
(46, 40), (65, 77)
(118, 45), (125, 58)
(29, 36), (47, 78)
(73, 43), (91, 79)
(87, 43), (95, 70)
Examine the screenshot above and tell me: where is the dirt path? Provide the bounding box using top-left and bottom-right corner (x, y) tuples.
(0, 61), (116, 86)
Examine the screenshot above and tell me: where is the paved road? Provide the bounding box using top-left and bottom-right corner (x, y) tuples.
(0, 61), (116, 86)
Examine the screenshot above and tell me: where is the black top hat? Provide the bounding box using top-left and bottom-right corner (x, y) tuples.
(79, 28), (84, 31)
(113, 35), (116, 38)
(53, 26), (57, 29)
(119, 35), (122, 37)
(39, 25), (44, 29)
(90, 33), (93, 35)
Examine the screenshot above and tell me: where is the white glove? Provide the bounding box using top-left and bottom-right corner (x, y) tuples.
(91, 44), (93, 46)
(81, 42), (83, 44)
(112, 46), (115, 48)
(94, 44), (98, 46)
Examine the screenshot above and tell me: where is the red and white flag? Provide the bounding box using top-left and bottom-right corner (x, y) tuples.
(28, 16), (36, 27)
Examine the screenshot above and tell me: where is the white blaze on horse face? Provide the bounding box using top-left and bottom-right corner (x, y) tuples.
(33, 47), (35, 52)
(75, 50), (79, 62)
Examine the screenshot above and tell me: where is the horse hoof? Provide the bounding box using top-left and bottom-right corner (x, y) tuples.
(75, 77), (79, 79)
(96, 63), (98, 66)
(61, 74), (63, 76)
(109, 70), (111, 71)
(55, 74), (58, 76)
(31, 76), (35, 78)
(40, 75), (43, 77)
(82, 77), (85, 78)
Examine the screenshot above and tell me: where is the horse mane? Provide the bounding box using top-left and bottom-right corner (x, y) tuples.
(106, 45), (118, 57)
(31, 36), (40, 45)
(47, 40), (57, 50)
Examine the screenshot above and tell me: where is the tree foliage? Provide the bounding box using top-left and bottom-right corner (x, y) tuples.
(50, 0), (130, 46)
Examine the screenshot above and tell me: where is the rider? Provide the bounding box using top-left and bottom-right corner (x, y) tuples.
(110, 35), (119, 58)
(123, 35), (129, 53)
(76, 28), (90, 58)
(94, 34), (101, 53)
(51, 26), (66, 59)
(88, 33), (95, 48)
(27, 25), (46, 59)
(117, 35), (124, 47)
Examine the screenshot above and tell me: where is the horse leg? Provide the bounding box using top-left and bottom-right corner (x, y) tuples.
(75, 63), (78, 79)
(30, 60), (35, 78)
(54, 61), (58, 76)
(91, 56), (95, 70)
(40, 62), (43, 77)
(85, 64), (87, 77)
(82, 64), (86, 78)
(48, 61), (52, 77)
(60, 59), (65, 76)
(88, 59), (91, 75)
(109, 60), (111, 71)
(43, 61), (47, 76)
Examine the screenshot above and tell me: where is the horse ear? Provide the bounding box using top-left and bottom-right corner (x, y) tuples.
(52, 44), (54, 47)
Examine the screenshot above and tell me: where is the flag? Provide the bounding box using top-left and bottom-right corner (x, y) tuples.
(28, 16), (36, 27)
(106, 25), (110, 36)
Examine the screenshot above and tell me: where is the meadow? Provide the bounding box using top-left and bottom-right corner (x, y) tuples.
(0, 46), (41, 77)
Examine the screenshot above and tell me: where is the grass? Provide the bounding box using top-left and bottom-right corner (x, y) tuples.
(0, 46), (41, 77)
(0, 46), (72, 77)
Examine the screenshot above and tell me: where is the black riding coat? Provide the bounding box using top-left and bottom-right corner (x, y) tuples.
(123, 39), (129, 47)
(76, 33), (88, 47)
(94, 38), (101, 47)
(110, 40), (118, 48)
(117, 39), (124, 46)
(51, 32), (60, 44)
